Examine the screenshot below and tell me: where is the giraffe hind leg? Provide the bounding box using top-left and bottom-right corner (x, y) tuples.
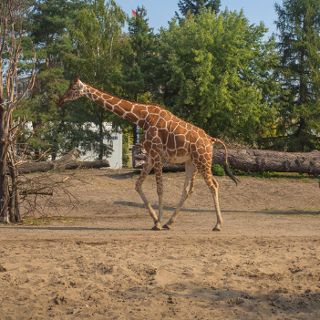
(202, 167), (223, 231)
(153, 161), (164, 230)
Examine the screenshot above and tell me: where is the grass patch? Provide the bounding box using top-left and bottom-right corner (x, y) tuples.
(22, 216), (87, 225)
(234, 170), (317, 181)
(22, 217), (52, 225)
(212, 164), (225, 176)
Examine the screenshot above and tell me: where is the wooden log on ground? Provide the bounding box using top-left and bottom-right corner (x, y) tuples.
(214, 149), (320, 175)
(17, 160), (110, 174)
(134, 148), (320, 174)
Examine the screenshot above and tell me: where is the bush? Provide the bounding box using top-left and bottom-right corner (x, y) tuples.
(213, 164), (225, 176)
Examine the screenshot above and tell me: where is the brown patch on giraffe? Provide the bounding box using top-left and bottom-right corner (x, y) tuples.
(149, 149), (159, 158)
(175, 135), (185, 149)
(168, 121), (179, 132)
(148, 106), (161, 114)
(124, 113), (139, 124)
(95, 96), (106, 106)
(146, 114), (159, 126)
(158, 129), (169, 145)
(146, 126), (158, 138)
(113, 105), (125, 117)
(159, 110), (167, 118)
(205, 144), (212, 154)
(137, 120), (145, 128)
(119, 100), (133, 111)
(101, 94), (113, 101)
(132, 105), (147, 118)
(106, 96), (120, 105)
(178, 121), (187, 129)
(176, 148), (187, 157)
(166, 149), (176, 157)
(174, 125), (186, 135)
(187, 131), (199, 144)
(155, 117), (166, 129)
(151, 136), (162, 144)
(167, 133), (176, 149)
(143, 140), (152, 152)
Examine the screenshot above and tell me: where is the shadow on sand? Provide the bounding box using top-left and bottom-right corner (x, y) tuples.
(114, 200), (320, 216)
(0, 225), (151, 232)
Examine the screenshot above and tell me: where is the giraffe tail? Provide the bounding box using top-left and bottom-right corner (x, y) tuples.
(212, 138), (239, 186)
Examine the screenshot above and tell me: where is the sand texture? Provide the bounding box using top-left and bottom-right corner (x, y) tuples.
(0, 169), (320, 319)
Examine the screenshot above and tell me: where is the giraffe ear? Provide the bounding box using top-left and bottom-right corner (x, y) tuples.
(73, 75), (80, 83)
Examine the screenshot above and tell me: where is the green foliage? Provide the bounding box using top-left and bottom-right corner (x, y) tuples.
(177, 0), (221, 17)
(212, 164), (225, 176)
(17, 0), (83, 159)
(157, 10), (279, 145)
(122, 6), (158, 100)
(21, 0), (128, 159)
(275, 0), (320, 151)
(17, 0), (320, 159)
(63, 0), (127, 159)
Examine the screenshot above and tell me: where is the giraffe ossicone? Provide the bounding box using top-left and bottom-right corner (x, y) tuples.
(58, 77), (239, 231)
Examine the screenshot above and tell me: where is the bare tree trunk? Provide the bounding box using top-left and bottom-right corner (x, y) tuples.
(0, 107), (10, 222)
(0, 0), (35, 223)
(8, 144), (21, 222)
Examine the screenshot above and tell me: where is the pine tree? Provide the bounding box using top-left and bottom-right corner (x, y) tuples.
(177, 0), (221, 17)
(23, 0), (83, 160)
(275, 0), (320, 151)
(123, 6), (158, 145)
(124, 6), (157, 99)
(63, 0), (126, 160)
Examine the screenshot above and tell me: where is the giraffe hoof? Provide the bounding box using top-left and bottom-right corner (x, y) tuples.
(162, 224), (171, 230)
(212, 226), (221, 232)
(151, 225), (162, 231)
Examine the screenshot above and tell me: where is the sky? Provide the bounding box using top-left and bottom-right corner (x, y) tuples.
(115, 0), (280, 35)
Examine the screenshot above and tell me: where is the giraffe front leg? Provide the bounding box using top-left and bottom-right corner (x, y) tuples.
(135, 159), (159, 229)
(163, 161), (197, 230)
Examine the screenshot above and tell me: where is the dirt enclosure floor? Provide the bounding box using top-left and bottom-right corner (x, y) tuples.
(0, 169), (320, 320)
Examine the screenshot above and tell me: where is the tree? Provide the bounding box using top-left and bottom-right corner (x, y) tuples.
(0, 0), (35, 223)
(157, 10), (279, 145)
(123, 6), (158, 145)
(63, 0), (126, 160)
(177, 0), (221, 17)
(20, 0), (84, 160)
(275, 0), (320, 151)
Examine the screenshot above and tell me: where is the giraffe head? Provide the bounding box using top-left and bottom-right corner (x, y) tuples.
(58, 76), (85, 106)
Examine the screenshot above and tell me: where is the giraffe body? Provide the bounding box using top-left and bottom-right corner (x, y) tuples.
(58, 77), (238, 231)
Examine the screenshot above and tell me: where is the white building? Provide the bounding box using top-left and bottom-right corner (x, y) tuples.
(22, 122), (123, 168)
(79, 123), (123, 168)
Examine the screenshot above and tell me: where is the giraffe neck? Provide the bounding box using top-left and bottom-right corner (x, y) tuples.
(81, 82), (142, 125)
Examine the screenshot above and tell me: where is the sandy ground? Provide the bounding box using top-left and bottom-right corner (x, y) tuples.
(0, 169), (320, 320)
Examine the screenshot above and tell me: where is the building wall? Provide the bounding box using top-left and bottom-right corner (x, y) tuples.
(79, 123), (123, 168)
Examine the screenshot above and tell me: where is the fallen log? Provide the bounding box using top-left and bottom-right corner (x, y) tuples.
(17, 159), (110, 174)
(215, 149), (320, 175)
(134, 148), (320, 175)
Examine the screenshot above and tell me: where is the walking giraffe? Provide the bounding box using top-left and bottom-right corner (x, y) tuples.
(58, 77), (239, 231)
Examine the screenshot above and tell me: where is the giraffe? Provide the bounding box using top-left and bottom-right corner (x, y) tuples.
(58, 76), (239, 231)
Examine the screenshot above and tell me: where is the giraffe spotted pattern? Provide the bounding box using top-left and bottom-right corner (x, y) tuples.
(58, 77), (239, 231)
